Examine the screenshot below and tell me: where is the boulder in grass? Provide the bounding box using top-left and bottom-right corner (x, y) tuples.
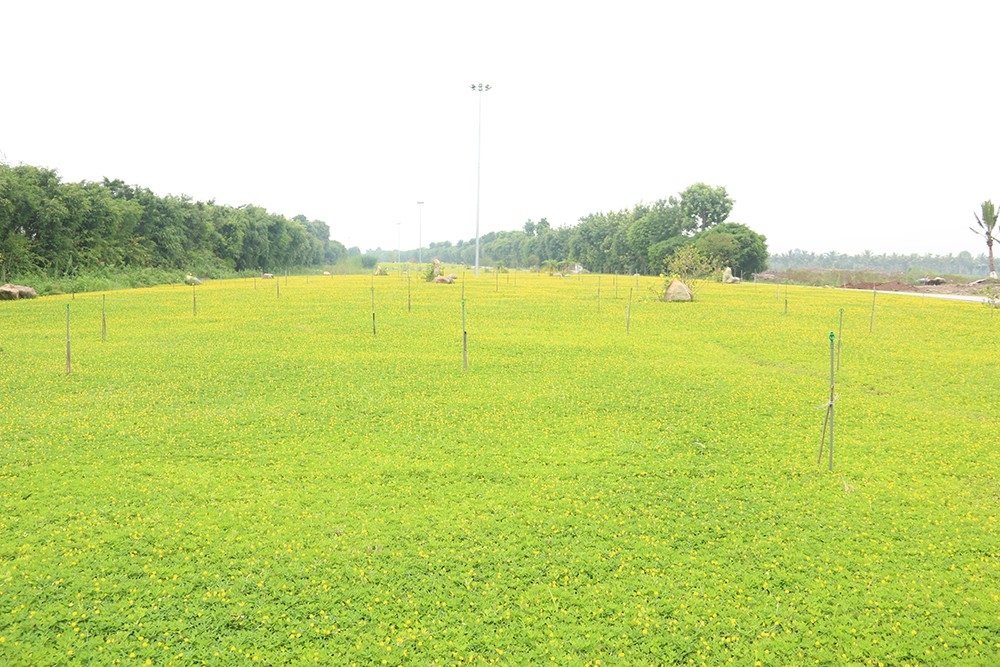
(663, 279), (693, 302)
(184, 275), (202, 286)
(0, 284), (37, 300)
(262, 273), (274, 279)
(433, 275), (454, 284)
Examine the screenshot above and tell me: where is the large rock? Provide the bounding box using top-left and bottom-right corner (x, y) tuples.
(0, 284), (37, 300)
(663, 279), (693, 302)
(184, 275), (202, 286)
(721, 267), (740, 284)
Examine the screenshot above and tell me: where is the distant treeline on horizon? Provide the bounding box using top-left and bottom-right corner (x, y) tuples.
(767, 249), (992, 276)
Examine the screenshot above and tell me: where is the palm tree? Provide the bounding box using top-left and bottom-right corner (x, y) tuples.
(972, 200), (998, 278)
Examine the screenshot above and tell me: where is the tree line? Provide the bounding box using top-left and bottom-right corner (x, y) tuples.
(768, 249), (993, 277)
(1, 164), (768, 284)
(0, 163), (345, 282)
(389, 183), (769, 277)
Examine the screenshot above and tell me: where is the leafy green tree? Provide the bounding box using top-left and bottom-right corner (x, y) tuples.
(239, 207), (273, 271)
(693, 223), (768, 276)
(538, 224), (568, 265)
(678, 183), (733, 232)
(570, 210), (630, 273)
(0, 165), (74, 273)
(326, 240), (347, 264)
(212, 206), (248, 269)
(627, 200), (684, 272)
(666, 245), (712, 300)
(971, 200), (998, 277)
(667, 244), (712, 278)
(0, 230), (40, 281)
(648, 236), (691, 274)
(78, 181), (142, 266)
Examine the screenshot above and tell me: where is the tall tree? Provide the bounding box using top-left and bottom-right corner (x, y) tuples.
(627, 200), (684, 272)
(971, 200), (998, 277)
(678, 183), (734, 232)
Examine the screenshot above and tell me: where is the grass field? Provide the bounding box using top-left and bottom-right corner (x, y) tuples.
(1, 271), (997, 666)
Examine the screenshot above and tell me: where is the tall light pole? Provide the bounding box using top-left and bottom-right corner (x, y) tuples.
(396, 222), (401, 265)
(470, 83), (491, 277)
(417, 201), (424, 265)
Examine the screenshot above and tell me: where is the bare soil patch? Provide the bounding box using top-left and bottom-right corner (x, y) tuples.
(844, 280), (918, 292)
(756, 269), (997, 296)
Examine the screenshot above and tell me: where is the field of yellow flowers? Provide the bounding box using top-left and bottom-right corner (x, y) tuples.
(1, 271), (997, 665)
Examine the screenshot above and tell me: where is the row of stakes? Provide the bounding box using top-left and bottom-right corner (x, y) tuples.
(60, 280), (869, 472)
(61, 272), (644, 378)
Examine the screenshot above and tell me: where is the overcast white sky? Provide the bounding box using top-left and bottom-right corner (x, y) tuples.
(3, 1), (999, 257)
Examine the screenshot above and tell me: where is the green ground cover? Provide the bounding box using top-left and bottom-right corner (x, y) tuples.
(1, 272), (997, 665)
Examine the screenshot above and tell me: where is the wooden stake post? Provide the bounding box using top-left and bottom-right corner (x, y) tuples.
(818, 332), (835, 470)
(626, 288), (633, 334)
(65, 304), (72, 375)
(869, 289), (876, 332)
(462, 300), (468, 371)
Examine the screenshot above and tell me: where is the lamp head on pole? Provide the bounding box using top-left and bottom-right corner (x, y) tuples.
(470, 83), (491, 92)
